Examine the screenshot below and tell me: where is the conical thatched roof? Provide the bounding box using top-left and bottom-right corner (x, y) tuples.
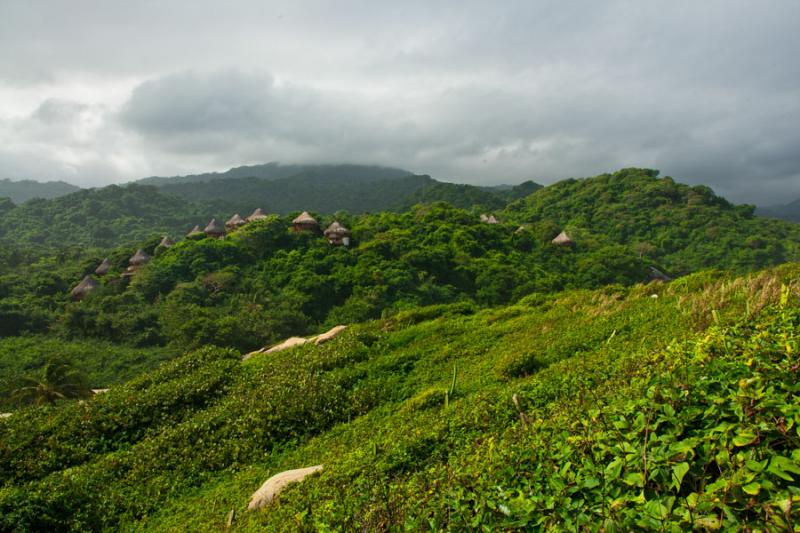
(324, 221), (351, 237)
(94, 258), (111, 276)
(486, 215), (499, 224)
(204, 218), (226, 236)
(129, 249), (151, 266)
(70, 275), (99, 300)
(187, 225), (203, 237)
(158, 236), (174, 248)
(552, 231), (574, 246)
(226, 213), (246, 228)
(292, 211), (318, 225)
(246, 208), (267, 222)
(480, 214), (489, 222)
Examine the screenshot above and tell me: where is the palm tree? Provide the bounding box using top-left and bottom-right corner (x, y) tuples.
(11, 357), (92, 406)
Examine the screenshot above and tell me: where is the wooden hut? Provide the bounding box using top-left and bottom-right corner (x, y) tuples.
(225, 213), (246, 232)
(187, 225), (203, 238)
(94, 258), (111, 276)
(71, 275), (99, 301)
(122, 249), (150, 278)
(204, 218), (226, 238)
(324, 221), (351, 246)
(157, 236), (174, 249)
(292, 212), (320, 233)
(246, 208), (268, 222)
(552, 231), (574, 246)
(129, 249), (150, 267)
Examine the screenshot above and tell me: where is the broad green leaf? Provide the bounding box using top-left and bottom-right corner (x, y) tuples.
(741, 482), (760, 495)
(671, 462), (689, 491)
(623, 472), (644, 487)
(605, 458), (623, 481)
(732, 430), (757, 447)
(767, 455), (800, 481)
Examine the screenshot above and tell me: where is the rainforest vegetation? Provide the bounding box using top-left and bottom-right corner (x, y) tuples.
(1, 167), (799, 531)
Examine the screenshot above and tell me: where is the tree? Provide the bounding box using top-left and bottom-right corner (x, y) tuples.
(11, 356), (92, 406)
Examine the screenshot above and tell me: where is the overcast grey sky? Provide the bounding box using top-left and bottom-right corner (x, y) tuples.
(0, 0), (798, 204)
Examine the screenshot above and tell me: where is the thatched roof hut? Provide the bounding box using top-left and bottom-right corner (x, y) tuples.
(552, 231), (574, 246)
(246, 208), (268, 222)
(129, 249), (151, 266)
(324, 221), (351, 246)
(292, 211), (320, 233)
(225, 213), (246, 231)
(71, 275), (99, 301)
(157, 236), (174, 248)
(187, 225), (203, 237)
(204, 218), (226, 238)
(480, 214), (499, 224)
(94, 258), (111, 276)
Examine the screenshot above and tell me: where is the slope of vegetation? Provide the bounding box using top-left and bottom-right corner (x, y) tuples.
(505, 168), (800, 274)
(1, 167), (800, 530)
(0, 185), (208, 249)
(1, 265), (798, 531)
(1, 169), (799, 396)
(0, 173), (511, 249)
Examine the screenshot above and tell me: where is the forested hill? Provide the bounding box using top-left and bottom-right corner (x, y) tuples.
(156, 173), (507, 214)
(0, 178), (80, 203)
(0, 185), (208, 249)
(505, 168), (800, 274)
(0, 176), (508, 248)
(134, 163), (413, 187)
(2, 168), (800, 530)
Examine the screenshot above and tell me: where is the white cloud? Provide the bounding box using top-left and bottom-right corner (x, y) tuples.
(0, 0), (798, 203)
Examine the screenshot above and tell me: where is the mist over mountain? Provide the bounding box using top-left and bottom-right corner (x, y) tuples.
(756, 198), (800, 222)
(133, 163), (413, 187)
(0, 178), (80, 203)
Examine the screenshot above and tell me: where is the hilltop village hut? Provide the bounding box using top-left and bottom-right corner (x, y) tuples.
(94, 258), (111, 276)
(122, 249), (150, 278)
(187, 225), (203, 238)
(70, 275), (99, 301)
(246, 208), (268, 222)
(480, 214), (499, 224)
(157, 236), (174, 249)
(324, 221), (351, 246)
(129, 249), (151, 267)
(204, 218), (226, 238)
(552, 231), (574, 246)
(292, 211), (320, 233)
(226, 213), (247, 232)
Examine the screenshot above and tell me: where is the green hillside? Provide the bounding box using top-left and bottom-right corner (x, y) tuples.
(0, 184), (209, 249)
(0, 173), (508, 249)
(157, 173), (505, 214)
(0, 178), (80, 203)
(1, 265), (798, 531)
(1, 167), (800, 530)
(504, 168), (800, 274)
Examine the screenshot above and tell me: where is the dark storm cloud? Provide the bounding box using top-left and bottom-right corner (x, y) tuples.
(0, 0), (799, 203)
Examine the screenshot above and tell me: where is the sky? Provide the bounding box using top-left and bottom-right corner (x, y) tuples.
(0, 1), (798, 205)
